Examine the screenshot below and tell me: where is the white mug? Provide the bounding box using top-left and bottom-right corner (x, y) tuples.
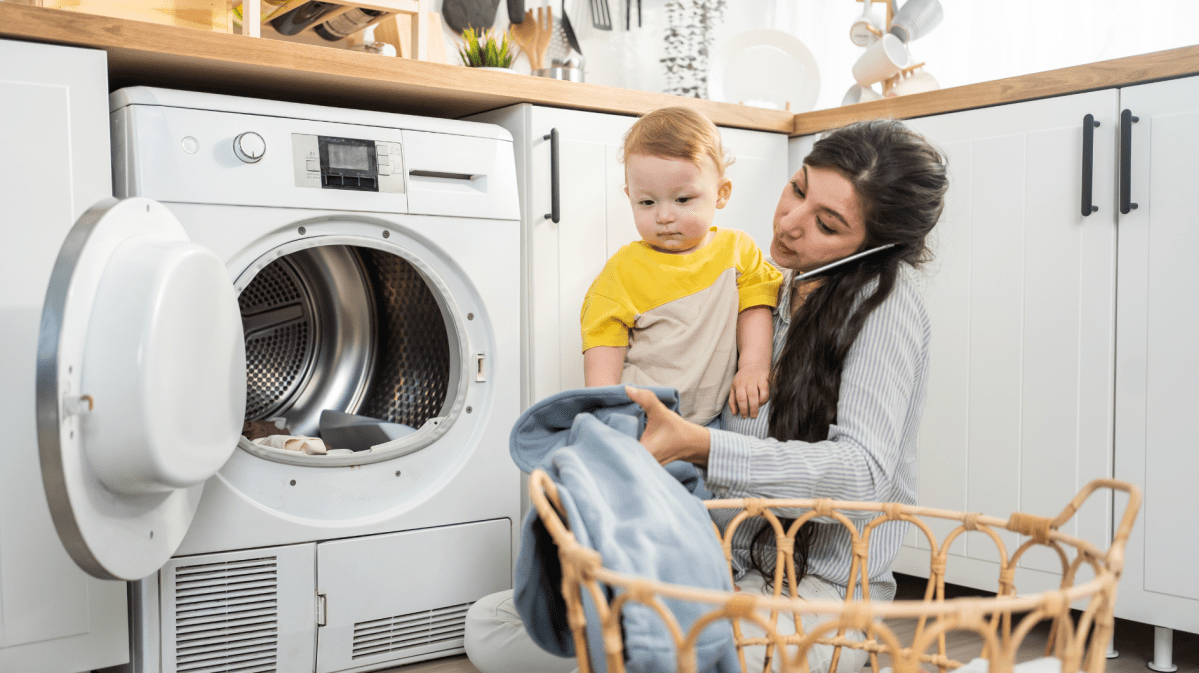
(852, 33), (909, 86)
(888, 69), (940, 97)
(892, 69), (935, 97)
(841, 83), (882, 106)
(889, 0), (944, 43)
(849, 1), (884, 47)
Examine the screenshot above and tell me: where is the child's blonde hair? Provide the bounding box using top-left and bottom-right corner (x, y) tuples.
(622, 106), (733, 177)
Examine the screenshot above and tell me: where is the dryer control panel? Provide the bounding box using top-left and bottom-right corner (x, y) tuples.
(291, 133), (405, 194)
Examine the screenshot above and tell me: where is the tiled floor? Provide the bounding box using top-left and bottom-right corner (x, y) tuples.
(382, 574), (1198, 673)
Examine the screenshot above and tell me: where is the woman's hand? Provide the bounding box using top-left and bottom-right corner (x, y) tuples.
(625, 386), (711, 467)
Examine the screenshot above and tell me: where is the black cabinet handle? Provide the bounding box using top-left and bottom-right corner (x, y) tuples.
(544, 128), (560, 223)
(1081, 114), (1100, 216)
(1120, 109), (1139, 214)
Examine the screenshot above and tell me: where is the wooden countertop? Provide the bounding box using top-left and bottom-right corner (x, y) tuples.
(0, 3), (793, 133)
(4, 4), (1199, 137)
(793, 44), (1199, 136)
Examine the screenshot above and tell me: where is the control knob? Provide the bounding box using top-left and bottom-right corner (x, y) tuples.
(233, 132), (266, 163)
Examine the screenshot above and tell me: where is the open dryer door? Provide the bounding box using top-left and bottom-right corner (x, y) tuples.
(36, 197), (246, 582)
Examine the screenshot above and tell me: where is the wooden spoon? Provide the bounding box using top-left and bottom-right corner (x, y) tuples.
(535, 5), (553, 71)
(510, 8), (541, 69)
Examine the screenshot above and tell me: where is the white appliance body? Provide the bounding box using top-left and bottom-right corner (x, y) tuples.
(19, 84), (521, 673)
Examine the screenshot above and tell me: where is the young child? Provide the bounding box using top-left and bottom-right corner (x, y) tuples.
(580, 107), (783, 425)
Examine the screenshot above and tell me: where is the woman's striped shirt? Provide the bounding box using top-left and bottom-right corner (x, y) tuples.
(706, 268), (932, 602)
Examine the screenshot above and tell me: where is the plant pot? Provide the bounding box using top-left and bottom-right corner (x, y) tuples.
(476, 66), (519, 73)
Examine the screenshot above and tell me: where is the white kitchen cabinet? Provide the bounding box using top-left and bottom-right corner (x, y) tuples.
(1113, 75), (1199, 636)
(468, 104), (787, 409)
(0, 39), (130, 672)
(792, 90), (1122, 598)
(791, 79), (1199, 641)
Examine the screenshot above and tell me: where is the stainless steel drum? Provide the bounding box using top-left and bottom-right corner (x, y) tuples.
(238, 244), (451, 438)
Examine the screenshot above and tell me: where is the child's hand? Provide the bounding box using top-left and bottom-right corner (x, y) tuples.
(728, 366), (770, 419)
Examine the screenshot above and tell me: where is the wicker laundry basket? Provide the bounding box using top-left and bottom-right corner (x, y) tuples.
(527, 471), (1141, 673)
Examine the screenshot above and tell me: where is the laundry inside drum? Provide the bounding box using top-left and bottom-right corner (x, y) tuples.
(237, 244), (453, 453)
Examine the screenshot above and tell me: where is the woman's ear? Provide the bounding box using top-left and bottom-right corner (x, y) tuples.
(716, 177), (733, 209)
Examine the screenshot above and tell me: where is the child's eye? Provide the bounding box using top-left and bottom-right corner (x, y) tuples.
(677, 197), (692, 204)
(639, 199), (654, 206)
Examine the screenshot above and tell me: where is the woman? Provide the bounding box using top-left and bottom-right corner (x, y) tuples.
(465, 119), (948, 673)
(631, 118), (948, 672)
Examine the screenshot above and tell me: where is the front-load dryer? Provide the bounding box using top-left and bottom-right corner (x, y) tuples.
(36, 87), (521, 673)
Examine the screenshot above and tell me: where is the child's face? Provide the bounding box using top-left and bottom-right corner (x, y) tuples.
(624, 153), (731, 254)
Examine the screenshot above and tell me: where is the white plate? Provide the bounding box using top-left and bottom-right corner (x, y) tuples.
(710, 28), (820, 112)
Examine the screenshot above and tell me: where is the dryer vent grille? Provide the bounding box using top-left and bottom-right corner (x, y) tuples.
(351, 601), (472, 660)
(171, 556), (280, 673)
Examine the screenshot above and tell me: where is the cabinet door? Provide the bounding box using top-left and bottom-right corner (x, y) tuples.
(525, 107), (638, 401)
(716, 127), (789, 251)
(0, 38), (130, 673)
(877, 91), (1119, 595)
(1113, 76), (1199, 634)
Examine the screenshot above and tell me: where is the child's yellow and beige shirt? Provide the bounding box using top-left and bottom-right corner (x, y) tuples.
(580, 228), (783, 425)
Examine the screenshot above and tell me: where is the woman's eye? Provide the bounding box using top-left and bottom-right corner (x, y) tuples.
(792, 181), (805, 198)
(818, 218), (835, 234)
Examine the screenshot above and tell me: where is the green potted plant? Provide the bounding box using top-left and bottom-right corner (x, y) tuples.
(458, 28), (517, 71)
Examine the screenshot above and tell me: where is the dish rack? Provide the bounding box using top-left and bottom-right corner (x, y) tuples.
(528, 470), (1141, 673)
(238, 0), (429, 60)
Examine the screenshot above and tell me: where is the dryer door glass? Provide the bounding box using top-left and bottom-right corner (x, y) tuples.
(36, 197), (247, 582)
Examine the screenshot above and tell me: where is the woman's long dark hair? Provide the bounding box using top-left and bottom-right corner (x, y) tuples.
(750, 119), (948, 588)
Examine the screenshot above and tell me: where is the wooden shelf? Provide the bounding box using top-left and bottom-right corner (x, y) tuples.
(795, 44), (1199, 136)
(0, 3), (793, 132)
(240, 0), (428, 60)
(3, 4), (1199, 137)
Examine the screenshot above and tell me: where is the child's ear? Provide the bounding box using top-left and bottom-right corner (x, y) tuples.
(716, 178), (733, 209)
(623, 185), (630, 199)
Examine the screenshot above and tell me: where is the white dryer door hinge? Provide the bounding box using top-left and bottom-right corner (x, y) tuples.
(476, 353), (487, 382)
(316, 593), (327, 627)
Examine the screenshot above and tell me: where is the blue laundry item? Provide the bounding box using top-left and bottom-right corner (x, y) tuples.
(511, 385), (738, 673)
(509, 384), (709, 496)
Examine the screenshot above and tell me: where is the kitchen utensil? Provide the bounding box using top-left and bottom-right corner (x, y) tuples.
(889, 0), (943, 43)
(562, 0), (583, 55)
(508, 0), (524, 23)
(711, 28), (820, 113)
(625, 0), (640, 29)
(533, 66), (584, 81)
(443, 0), (501, 34)
(511, 8), (541, 67)
(535, 5), (554, 71)
(849, 0), (884, 47)
(546, 12), (571, 64)
(590, 0), (612, 30)
(851, 32), (909, 86)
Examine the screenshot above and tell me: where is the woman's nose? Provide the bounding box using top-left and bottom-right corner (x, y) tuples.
(776, 207), (803, 239)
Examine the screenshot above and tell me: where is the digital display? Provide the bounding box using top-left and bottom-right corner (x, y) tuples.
(327, 144), (370, 170)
